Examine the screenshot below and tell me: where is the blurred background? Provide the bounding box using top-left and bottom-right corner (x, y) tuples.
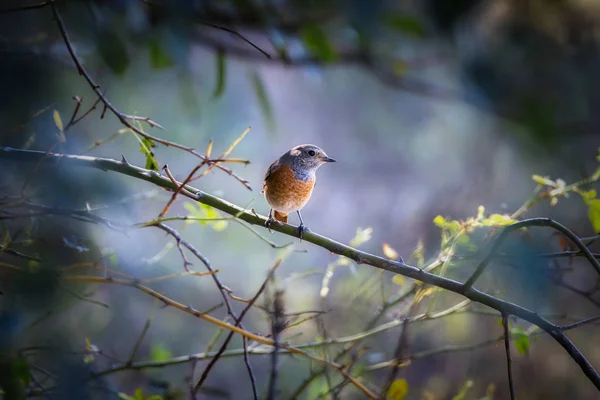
(1, 0), (600, 399)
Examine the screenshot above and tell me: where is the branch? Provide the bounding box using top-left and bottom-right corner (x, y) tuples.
(2, 147), (600, 392)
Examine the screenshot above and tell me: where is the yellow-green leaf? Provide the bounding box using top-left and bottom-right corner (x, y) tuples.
(433, 215), (446, 227)
(477, 205), (485, 220)
(382, 243), (399, 260)
(349, 227), (372, 247)
(452, 380), (474, 400)
(586, 199), (600, 232)
(392, 275), (405, 286)
(532, 174), (554, 186)
(53, 109), (64, 132)
(213, 49), (226, 98)
(385, 14), (425, 37)
(251, 71), (274, 132)
(301, 25), (337, 62)
(150, 344), (172, 362)
(387, 379), (409, 400)
(53, 109), (66, 143)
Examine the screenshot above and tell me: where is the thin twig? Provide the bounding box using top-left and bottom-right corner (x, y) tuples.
(193, 259), (282, 396)
(267, 289), (285, 400)
(0, 1), (49, 14)
(502, 313), (516, 400)
(380, 318), (410, 399)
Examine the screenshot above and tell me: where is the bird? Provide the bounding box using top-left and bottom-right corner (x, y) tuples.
(262, 144), (336, 239)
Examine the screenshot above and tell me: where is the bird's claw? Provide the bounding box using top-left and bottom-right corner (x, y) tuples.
(265, 217), (274, 233)
(297, 223), (309, 241)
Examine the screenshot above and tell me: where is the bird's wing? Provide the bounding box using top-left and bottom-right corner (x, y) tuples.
(262, 159), (280, 193)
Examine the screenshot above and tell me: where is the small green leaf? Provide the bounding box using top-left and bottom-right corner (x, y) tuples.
(97, 26), (130, 75)
(482, 214), (517, 227)
(251, 71), (274, 132)
(12, 357), (30, 387)
(140, 137), (159, 171)
(580, 189), (597, 200)
(149, 37), (174, 69)
(385, 14), (425, 37)
(151, 344), (172, 362)
(213, 49), (226, 98)
(53, 109), (66, 143)
(392, 275), (404, 286)
(53, 109), (64, 132)
(532, 174), (555, 186)
(301, 25), (337, 62)
(592, 166), (600, 182)
(386, 378), (409, 400)
(514, 334), (530, 355)
(433, 215), (446, 227)
(118, 393), (135, 400)
(452, 380), (474, 400)
(586, 199), (600, 233)
(349, 227), (373, 247)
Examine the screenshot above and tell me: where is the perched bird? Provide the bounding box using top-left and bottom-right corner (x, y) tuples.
(262, 144), (336, 238)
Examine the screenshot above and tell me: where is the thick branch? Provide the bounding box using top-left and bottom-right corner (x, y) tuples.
(2, 147), (599, 392)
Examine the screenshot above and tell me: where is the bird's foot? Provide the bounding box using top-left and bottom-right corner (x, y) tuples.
(297, 223), (310, 241)
(265, 216), (274, 233)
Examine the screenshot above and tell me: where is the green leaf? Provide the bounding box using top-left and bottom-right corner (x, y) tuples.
(482, 214), (517, 227)
(140, 137), (159, 171)
(251, 71), (274, 132)
(385, 14), (425, 37)
(12, 357), (30, 387)
(580, 189), (597, 201)
(532, 174), (555, 186)
(213, 49), (226, 98)
(149, 37), (174, 69)
(135, 388), (144, 400)
(386, 379), (409, 400)
(586, 199), (600, 233)
(514, 334), (530, 355)
(452, 380), (474, 400)
(392, 275), (404, 286)
(118, 394), (135, 400)
(433, 215), (446, 227)
(53, 109), (66, 143)
(301, 25), (337, 62)
(101, 247), (119, 266)
(592, 166), (600, 182)
(510, 326), (530, 355)
(97, 26), (130, 75)
(349, 227), (372, 247)
(151, 344), (172, 362)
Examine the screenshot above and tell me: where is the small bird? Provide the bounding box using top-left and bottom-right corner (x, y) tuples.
(262, 144), (336, 238)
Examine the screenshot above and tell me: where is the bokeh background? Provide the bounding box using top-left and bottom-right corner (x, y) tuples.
(1, 0), (600, 399)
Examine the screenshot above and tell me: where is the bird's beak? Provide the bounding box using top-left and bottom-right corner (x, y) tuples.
(321, 156), (336, 163)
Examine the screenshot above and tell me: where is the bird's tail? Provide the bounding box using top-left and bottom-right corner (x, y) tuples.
(273, 210), (288, 223)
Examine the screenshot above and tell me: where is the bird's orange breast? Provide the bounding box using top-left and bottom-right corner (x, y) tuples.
(263, 164), (315, 213)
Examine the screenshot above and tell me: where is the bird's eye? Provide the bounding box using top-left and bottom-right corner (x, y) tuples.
(307, 150), (316, 157)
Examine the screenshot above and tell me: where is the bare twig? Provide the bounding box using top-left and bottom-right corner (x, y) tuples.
(502, 313), (516, 400)
(0, 1), (49, 14)
(193, 259), (282, 396)
(380, 318), (410, 399)
(267, 289), (285, 400)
